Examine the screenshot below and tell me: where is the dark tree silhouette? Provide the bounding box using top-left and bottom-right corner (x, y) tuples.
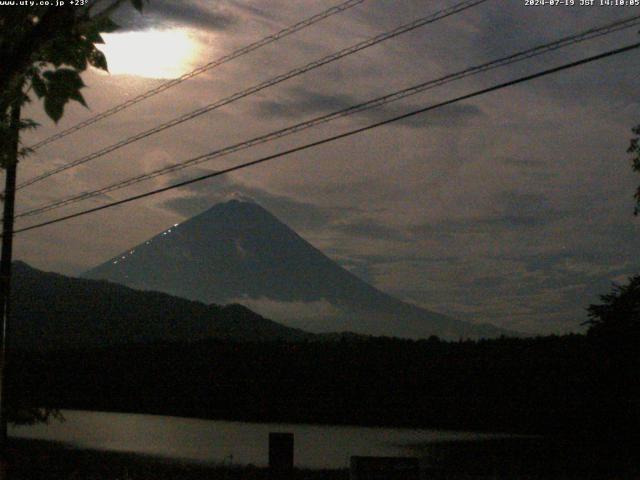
(627, 125), (640, 215)
(0, 0), (148, 433)
(585, 275), (640, 341)
(584, 276), (640, 423)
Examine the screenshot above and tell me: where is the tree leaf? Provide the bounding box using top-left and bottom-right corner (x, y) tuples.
(89, 32), (105, 45)
(42, 68), (87, 122)
(69, 89), (87, 108)
(88, 49), (108, 71)
(30, 73), (47, 98)
(66, 43), (89, 71)
(92, 16), (119, 34)
(43, 95), (65, 123)
(43, 68), (85, 93)
(18, 118), (39, 131)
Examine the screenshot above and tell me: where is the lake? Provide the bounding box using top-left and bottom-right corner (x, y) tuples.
(9, 410), (509, 469)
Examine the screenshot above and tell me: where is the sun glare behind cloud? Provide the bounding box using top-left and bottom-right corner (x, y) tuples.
(97, 29), (201, 79)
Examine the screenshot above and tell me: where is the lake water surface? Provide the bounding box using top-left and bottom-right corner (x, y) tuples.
(9, 410), (507, 468)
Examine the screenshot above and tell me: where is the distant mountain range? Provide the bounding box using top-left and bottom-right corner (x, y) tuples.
(83, 199), (513, 339)
(11, 261), (312, 351)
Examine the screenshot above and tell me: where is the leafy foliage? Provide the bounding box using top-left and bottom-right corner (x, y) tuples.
(0, 0), (147, 168)
(627, 125), (640, 214)
(585, 275), (640, 339)
(6, 406), (62, 426)
(0, 0), (148, 425)
(585, 276), (640, 403)
(40, 69), (87, 122)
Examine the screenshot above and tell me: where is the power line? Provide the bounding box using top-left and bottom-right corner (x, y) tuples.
(11, 41), (640, 236)
(14, 15), (640, 220)
(16, 0), (489, 191)
(25, 0), (366, 152)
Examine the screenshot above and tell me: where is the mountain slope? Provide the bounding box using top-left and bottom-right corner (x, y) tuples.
(10, 261), (312, 351)
(83, 199), (511, 339)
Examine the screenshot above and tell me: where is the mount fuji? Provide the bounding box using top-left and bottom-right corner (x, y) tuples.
(83, 199), (510, 339)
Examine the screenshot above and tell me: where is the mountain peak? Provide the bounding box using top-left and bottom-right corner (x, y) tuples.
(198, 197), (272, 219)
(188, 198), (286, 232)
(83, 201), (513, 339)
(223, 192), (257, 204)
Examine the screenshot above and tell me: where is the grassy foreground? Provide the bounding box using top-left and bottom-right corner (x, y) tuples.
(6, 437), (640, 479)
(6, 439), (348, 480)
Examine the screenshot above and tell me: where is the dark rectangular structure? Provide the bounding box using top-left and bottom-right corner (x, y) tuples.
(269, 432), (294, 471)
(350, 456), (420, 480)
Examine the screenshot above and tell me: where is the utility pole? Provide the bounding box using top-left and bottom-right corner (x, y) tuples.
(0, 98), (21, 478)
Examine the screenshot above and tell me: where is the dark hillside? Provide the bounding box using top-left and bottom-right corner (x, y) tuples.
(10, 261), (311, 351)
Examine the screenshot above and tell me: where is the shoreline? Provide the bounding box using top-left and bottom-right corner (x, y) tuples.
(7, 438), (349, 480)
(8, 435), (640, 479)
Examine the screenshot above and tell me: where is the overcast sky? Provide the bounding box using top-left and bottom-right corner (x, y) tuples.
(9, 0), (640, 334)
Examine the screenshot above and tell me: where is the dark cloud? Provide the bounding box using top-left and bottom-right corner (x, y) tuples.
(255, 87), (484, 128)
(330, 219), (407, 242)
(256, 89), (353, 119)
(491, 191), (557, 228)
(468, 275), (508, 289)
(501, 158), (556, 181)
(390, 103), (485, 128)
(476, 3), (551, 60)
(224, 0), (282, 23)
(478, 250), (637, 313)
(501, 157), (548, 169)
(326, 251), (461, 267)
(114, 0), (236, 32)
(412, 191), (559, 237)
(473, 2), (640, 107)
